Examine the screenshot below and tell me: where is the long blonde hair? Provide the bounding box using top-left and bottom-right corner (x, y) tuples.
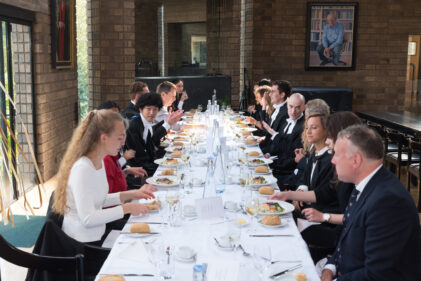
(256, 86), (274, 116)
(53, 110), (124, 215)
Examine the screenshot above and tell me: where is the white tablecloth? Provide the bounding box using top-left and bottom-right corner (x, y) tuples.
(96, 143), (320, 281)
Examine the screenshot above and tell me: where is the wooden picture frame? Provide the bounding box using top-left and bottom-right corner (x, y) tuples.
(50, 0), (75, 69)
(305, 2), (358, 70)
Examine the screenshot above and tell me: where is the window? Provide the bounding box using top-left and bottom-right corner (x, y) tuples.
(0, 4), (36, 207)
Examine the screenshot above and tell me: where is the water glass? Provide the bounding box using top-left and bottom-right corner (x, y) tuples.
(253, 245), (272, 281)
(158, 246), (175, 280)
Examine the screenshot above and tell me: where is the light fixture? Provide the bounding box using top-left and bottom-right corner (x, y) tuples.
(408, 42), (417, 56)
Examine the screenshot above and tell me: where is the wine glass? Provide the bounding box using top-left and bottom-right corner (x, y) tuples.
(166, 191), (180, 227)
(253, 245), (272, 281)
(245, 198), (259, 230)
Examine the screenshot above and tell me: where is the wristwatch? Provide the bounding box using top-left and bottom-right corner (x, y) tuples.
(323, 213), (331, 223)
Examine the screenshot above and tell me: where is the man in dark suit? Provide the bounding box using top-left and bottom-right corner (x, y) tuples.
(125, 93), (180, 186)
(322, 125), (421, 281)
(121, 81), (150, 119)
(262, 93), (306, 185)
(259, 80), (291, 153)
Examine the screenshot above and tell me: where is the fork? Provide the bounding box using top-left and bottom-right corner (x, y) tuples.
(238, 244), (250, 256)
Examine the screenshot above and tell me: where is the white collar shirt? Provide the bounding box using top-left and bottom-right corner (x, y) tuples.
(140, 113), (155, 142)
(355, 164), (383, 201)
(270, 101), (286, 126)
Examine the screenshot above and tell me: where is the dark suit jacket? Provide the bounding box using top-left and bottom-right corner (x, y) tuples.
(125, 117), (167, 175)
(298, 150), (335, 212)
(269, 116), (305, 175)
(121, 102), (138, 119)
(259, 104), (288, 153)
(327, 166), (421, 280)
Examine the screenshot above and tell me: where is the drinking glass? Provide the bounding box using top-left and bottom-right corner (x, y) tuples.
(157, 246), (175, 280)
(166, 191), (181, 227)
(253, 245), (272, 281)
(245, 198), (259, 229)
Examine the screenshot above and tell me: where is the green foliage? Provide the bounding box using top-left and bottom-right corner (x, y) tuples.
(76, 0), (88, 119)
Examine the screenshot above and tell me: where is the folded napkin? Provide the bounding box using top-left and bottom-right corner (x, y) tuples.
(297, 218), (321, 233)
(198, 256), (240, 281)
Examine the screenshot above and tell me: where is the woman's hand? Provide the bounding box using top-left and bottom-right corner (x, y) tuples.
(123, 149), (135, 160)
(125, 167), (148, 178)
(122, 202), (149, 216)
(301, 208), (324, 222)
(294, 148), (305, 163)
(268, 192), (289, 201)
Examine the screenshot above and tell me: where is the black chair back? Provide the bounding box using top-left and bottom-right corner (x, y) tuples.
(0, 235), (84, 281)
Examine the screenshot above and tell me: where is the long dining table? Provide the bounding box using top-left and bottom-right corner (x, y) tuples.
(95, 112), (320, 281)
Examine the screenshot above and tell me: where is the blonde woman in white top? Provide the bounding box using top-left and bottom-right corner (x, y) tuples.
(53, 109), (156, 244)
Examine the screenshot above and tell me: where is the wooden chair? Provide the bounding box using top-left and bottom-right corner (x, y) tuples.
(0, 235), (84, 281)
(407, 139), (421, 211)
(385, 130), (419, 181)
(367, 123), (398, 154)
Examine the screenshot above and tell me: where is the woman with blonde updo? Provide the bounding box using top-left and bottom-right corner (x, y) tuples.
(53, 109), (156, 244)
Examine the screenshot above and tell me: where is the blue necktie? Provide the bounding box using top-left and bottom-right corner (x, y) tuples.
(336, 187), (360, 276)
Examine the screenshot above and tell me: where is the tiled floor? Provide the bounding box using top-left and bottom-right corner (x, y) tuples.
(0, 178), (55, 281)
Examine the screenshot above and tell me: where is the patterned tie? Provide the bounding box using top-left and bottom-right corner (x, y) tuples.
(336, 187), (360, 276)
(342, 187), (360, 226)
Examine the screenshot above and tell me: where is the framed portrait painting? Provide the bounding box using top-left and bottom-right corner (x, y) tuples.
(50, 0), (75, 69)
(305, 2), (358, 70)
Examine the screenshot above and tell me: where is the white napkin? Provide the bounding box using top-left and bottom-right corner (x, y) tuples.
(200, 257), (240, 281)
(118, 241), (150, 263)
(297, 218), (321, 233)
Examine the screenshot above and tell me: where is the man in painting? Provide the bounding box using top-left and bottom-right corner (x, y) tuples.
(316, 13), (344, 66)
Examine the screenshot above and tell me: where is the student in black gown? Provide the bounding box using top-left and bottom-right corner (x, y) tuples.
(270, 111), (362, 261)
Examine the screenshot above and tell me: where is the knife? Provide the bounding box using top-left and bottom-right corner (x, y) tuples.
(269, 264), (302, 279)
(249, 234), (293, 237)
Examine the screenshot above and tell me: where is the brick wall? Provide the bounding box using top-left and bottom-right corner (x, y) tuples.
(88, 0), (136, 110)
(135, 0), (160, 68)
(0, 0), (78, 180)
(251, 0), (421, 111)
(207, 0), (242, 108)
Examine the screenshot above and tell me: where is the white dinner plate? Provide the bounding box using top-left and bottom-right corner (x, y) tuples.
(154, 157), (189, 167)
(257, 200), (295, 216)
(248, 175), (277, 187)
(164, 147), (184, 153)
(246, 158), (273, 167)
(240, 127), (258, 132)
(146, 176), (179, 187)
(257, 217), (288, 228)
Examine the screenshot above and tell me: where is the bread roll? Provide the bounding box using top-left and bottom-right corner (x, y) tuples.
(259, 186), (274, 195)
(242, 131), (252, 136)
(261, 216), (281, 225)
(170, 151), (182, 158)
(248, 151), (260, 157)
(254, 166), (269, 173)
(162, 168), (174, 175)
(295, 272), (307, 281)
(246, 140), (256, 145)
(130, 223), (150, 233)
(146, 200), (161, 210)
(98, 275), (125, 281)
(173, 141), (184, 146)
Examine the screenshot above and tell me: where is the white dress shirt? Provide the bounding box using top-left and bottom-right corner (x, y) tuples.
(62, 157), (124, 242)
(297, 146), (330, 192)
(324, 163), (383, 276)
(271, 113), (304, 140)
(140, 113), (156, 142)
(270, 101), (286, 126)
(155, 107), (179, 131)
